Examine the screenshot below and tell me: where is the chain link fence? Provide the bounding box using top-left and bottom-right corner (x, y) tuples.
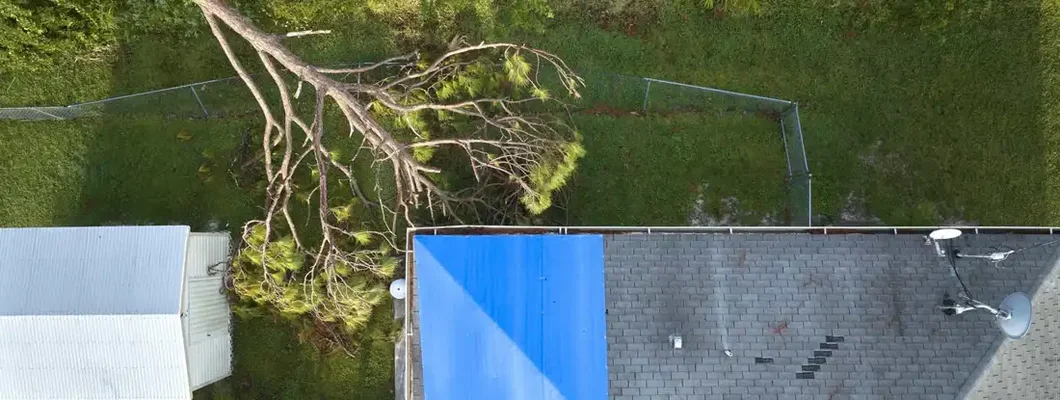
(0, 76), (256, 121)
(576, 71), (812, 225)
(0, 70), (811, 225)
(780, 104), (812, 226)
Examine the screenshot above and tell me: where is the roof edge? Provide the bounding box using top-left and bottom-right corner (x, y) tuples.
(408, 225), (1060, 235)
(955, 243), (1060, 399)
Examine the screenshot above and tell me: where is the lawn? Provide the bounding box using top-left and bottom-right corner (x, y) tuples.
(0, 114), (397, 399)
(213, 306), (397, 399)
(524, 3), (1058, 225)
(561, 112), (788, 225)
(4, 0), (1060, 398)
(0, 117), (256, 228)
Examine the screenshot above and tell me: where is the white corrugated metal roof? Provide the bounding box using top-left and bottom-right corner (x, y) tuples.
(184, 233), (230, 279)
(0, 226), (189, 316)
(183, 233), (233, 390)
(0, 226), (197, 400)
(0, 315), (191, 400)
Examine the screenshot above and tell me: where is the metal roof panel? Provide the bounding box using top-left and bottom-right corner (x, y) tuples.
(0, 226), (189, 316)
(0, 314), (191, 400)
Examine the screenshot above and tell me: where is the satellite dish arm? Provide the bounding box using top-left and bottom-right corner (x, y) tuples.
(941, 294), (1011, 320)
(959, 294), (1011, 319)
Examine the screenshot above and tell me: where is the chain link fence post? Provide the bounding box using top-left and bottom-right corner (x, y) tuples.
(190, 86), (209, 118)
(641, 79), (652, 114)
(638, 76), (812, 226)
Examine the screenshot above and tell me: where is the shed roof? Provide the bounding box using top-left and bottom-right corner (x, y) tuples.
(0, 226), (189, 316)
(0, 315), (190, 400)
(0, 226), (193, 400)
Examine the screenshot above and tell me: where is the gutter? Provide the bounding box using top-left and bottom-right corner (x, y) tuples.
(407, 225), (1060, 235)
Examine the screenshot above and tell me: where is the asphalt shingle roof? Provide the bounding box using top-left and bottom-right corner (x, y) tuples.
(605, 233), (1058, 399)
(965, 255), (1060, 399)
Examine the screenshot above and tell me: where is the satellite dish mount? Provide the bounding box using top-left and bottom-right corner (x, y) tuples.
(927, 228), (962, 258)
(940, 292), (1032, 339)
(930, 228), (1034, 339)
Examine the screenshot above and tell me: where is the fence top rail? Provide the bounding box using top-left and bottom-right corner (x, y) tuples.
(0, 106), (73, 110)
(68, 75), (245, 108)
(2, 60), (394, 111)
(641, 77), (794, 106)
(3, 68), (795, 112)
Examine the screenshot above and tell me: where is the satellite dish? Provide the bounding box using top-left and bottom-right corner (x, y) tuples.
(930, 228), (963, 240)
(997, 292), (1032, 339)
(929, 229), (963, 257)
(390, 278), (407, 300)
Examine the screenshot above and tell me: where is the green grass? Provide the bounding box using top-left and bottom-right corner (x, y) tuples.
(0, 116), (394, 400)
(203, 307), (396, 400)
(0, 117), (256, 228)
(521, 3), (1057, 224)
(0, 5), (403, 397)
(562, 113), (788, 225)
(8, 1), (1060, 399)
(0, 121), (92, 226)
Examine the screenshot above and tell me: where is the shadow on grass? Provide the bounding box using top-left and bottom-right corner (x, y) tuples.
(560, 112), (789, 226)
(0, 112), (394, 400)
(204, 305), (397, 400)
(74, 115), (257, 229)
(70, 30), (399, 399)
(518, 1), (1050, 225)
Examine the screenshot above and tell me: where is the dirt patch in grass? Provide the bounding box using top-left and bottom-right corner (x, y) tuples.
(687, 183), (780, 226)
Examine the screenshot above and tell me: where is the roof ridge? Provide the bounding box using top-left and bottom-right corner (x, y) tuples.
(955, 243), (1060, 399)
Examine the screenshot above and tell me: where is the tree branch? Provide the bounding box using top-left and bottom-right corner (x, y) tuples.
(196, 0), (584, 335)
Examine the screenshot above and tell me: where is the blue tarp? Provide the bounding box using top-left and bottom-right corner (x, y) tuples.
(414, 234), (607, 400)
